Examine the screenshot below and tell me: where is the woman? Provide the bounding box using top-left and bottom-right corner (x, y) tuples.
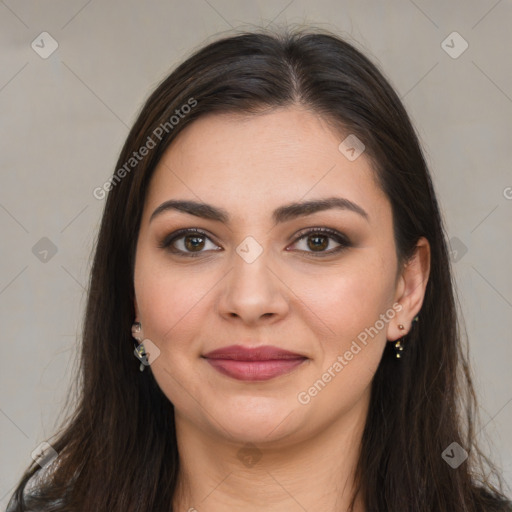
(7, 26), (512, 512)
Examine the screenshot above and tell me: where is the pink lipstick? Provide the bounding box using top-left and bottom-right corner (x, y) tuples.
(202, 344), (307, 381)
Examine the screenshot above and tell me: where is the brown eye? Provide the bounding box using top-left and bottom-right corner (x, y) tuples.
(306, 234), (329, 251)
(289, 228), (351, 257)
(183, 234), (206, 252)
(158, 227), (351, 258)
(158, 229), (220, 257)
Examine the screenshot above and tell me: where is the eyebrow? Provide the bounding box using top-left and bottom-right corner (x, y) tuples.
(149, 196), (369, 225)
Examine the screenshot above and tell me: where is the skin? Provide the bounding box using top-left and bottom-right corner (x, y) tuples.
(133, 106), (430, 511)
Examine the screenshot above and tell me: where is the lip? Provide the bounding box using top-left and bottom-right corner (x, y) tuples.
(203, 344), (306, 361)
(202, 344), (308, 381)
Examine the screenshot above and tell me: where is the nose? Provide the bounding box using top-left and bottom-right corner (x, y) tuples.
(217, 244), (290, 326)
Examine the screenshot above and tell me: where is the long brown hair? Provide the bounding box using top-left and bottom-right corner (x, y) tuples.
(7, 25), (511, 512)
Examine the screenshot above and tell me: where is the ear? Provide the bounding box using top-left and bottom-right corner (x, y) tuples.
(387, 236), (431, 341)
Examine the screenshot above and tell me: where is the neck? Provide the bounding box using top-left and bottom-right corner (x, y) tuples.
(171, 393), (369, 512)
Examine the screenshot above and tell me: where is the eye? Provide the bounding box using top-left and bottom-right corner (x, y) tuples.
(158, 227), (351, 258)
(158, 228), (221, 257)
(288, 227), (351, 257)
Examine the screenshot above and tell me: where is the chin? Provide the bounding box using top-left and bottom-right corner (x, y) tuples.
(212, 400), (302, 444)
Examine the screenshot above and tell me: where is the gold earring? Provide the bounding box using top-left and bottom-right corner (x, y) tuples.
(394, 323), (405, 359)
(394, 316), (419, 359)
(131, 322), (147, 372)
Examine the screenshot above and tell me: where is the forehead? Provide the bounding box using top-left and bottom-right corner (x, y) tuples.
(143, 107), (389, 224)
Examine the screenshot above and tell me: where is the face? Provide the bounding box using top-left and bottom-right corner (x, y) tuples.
(133, 106), (403, 446)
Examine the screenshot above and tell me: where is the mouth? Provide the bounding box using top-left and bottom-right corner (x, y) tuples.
(202, 344), (308, 381)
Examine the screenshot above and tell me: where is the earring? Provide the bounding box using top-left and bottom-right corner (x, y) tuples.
(131, 321), (142, 341)
(394, 316), (419, 359)
(394, 324), (406, 359)
(131, 322), (147, 372)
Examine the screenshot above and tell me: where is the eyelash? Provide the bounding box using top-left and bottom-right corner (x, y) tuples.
(158, 227), (351, 258)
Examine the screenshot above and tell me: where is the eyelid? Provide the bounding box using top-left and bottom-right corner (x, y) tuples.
(287, 227), (351, 257)
(292, 226), (351, 245)
(158, 226), (351, 257)
(157, 227), (218, 253)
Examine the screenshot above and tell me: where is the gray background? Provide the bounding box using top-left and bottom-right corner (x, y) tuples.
(1, 0), (511, 506)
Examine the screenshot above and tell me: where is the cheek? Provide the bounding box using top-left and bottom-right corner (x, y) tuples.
(134, 262), (212, 411)
(296, 263), (394, 417)
(297, 256), (396, 344)
(134, 257), (212, 351)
